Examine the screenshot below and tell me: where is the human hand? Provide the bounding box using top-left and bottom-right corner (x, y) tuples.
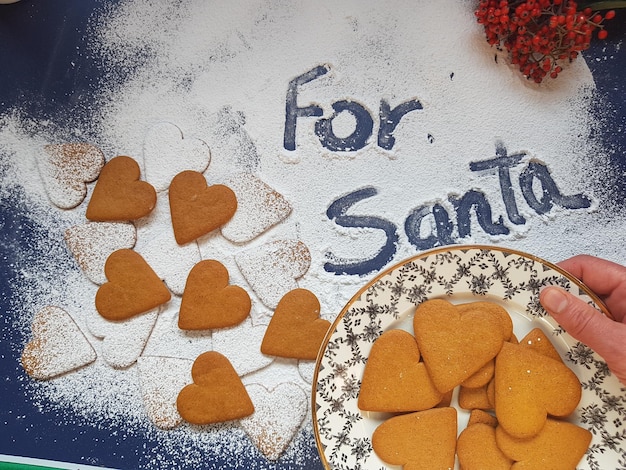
(540, 254), (626, 385)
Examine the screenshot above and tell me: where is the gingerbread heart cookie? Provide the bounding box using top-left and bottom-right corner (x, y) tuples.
(494, 341), (581, 438)
(358, 329), (442, 412)
(40, 143), (105, 209)
(240, 383), (307, 461)
(496, 418), (592, 469)
(235, 239), (311, 309)
(95, 249), (171, 321)
(413, 299), (506, 393)
(86, 156), (157, 221)
(179, 259), (251, 330)
(260, 289), (331, 360)
(457, 422), (513, 470)
(176, 351), (254, 425)
(21, 306), (97, 380)
(221, 173), (292, 243)
(372, 407), (457, 470)
(64, 221), (137, 285)
(168, 170), (237, 245)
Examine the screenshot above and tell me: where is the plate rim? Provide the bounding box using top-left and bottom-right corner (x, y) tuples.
(310, 243), (611, 469)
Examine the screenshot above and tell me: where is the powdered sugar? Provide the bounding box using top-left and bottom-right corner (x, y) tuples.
(2, 0), (626, 468)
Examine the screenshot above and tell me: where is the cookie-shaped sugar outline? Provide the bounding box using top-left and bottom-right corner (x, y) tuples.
(86, 156), (157, 221)
(235, 239), (311, 309)
(100, 309), (159, 368)
(211, 317), (273, 376)
(240, 383), (308, 461)
(137, 356), (193, 430)
(142, 122), (211, 192)
(64, 222), (137, 285)
(39, 143), (105, 209)
(221, 173), (292, 243)
(21, 306), (96, 380)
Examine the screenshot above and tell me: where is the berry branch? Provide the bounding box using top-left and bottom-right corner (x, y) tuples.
(475, 0), (618, 83)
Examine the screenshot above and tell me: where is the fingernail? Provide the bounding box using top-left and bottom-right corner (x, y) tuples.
(541, 287), (569, 315)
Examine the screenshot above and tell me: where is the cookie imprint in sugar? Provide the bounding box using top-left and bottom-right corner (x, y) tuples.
(235, 239), (311, 309)
(221, 173), (292, 243)
(142, 122), (211, 192)
(137, 356), (193, 430)
(39, 143), (105, 209)
(168, 170), (237, 245)
(134, 192), (201, 296)
(86, 156), (157, 221)
(64, 222), (137, 285)
(86, 305), (159, 369)
(212, 317), (274, 376)
(239, 383), (308, 461)
(21, 306), (97, 380)
(96, 249), (171, 321)
(178, 259), (251, 330)
(176, 351), (254, 425)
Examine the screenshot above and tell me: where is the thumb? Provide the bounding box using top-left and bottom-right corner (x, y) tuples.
(540, 286), (626, 383)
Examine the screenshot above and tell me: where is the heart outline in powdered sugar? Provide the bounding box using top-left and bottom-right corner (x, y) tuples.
(134, 191), (201, 296)
(86, 156), (157, 221)
(136, 356), (193, 430)
(142, 122), (211, 193)
(64, 222), (137, 285)
(239, 382), (308, 461)
(235, 239), (311, 309)
(221, 173), (292, 243)
(86, 305), (159, 369)
(21, 306), (97, 380)
(212, 317), (274, 376)
(39, 143), (105, 209)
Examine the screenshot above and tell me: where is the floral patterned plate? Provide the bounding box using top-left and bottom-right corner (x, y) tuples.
(313, 245), (626, 470)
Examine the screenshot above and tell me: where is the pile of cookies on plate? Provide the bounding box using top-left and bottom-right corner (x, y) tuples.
(358, 298), (591, 470)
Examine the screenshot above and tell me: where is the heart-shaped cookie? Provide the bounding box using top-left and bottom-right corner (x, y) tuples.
(39, 143), (105, 209)
(457, 423), (513, 470)
(519, 327), (563, 362)
(176, 351), (254, 425)
(178, 259), (251, 330)
(168, 170), (237, 245)
(358, 329), (442, 412)
(86, 156), (157, 221)
(137, 356), (193, 430)
(135, 191), (201, 295)
(260, 289), (331, 360)
(240, 383), (307, 461)
(495, 418), (592, 469)
(212, 318), (274, 376)
(142, 122), (211, 192)
(21, 306), (97, 380)
(95, 249), (171, 321)
(494, 341), (581, 439)
(221, 173), (292, 243)
(413, 299), (505, 393)
(235, 239), (311, 309)
(64, 222), (137, 285)
(372, 407), (457, 470)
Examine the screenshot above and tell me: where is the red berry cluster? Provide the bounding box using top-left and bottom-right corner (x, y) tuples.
(475, 0), (615, 83)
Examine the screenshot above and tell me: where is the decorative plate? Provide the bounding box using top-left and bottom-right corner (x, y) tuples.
(312, 245), (626, 470)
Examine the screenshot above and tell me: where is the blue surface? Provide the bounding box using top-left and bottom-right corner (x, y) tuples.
(1, 2), (625, 469)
